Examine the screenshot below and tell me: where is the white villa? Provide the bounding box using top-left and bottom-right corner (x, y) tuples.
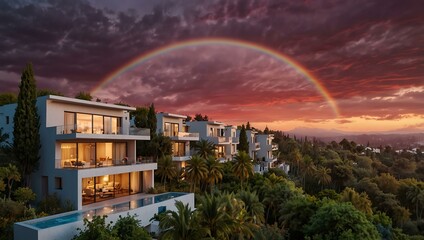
(0, 95), (157, 210)
(186, 121), (239, 161)
(257, 133), (279, 172)
(156, 112), (199, 168)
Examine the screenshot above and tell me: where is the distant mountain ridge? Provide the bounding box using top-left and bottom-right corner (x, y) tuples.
(285, 127), (424, 149)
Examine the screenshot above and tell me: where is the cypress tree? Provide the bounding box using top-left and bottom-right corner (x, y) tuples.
(238, 124), (249, 154)
(147, 103), (157, 139)
(246, 121), (251, 130)
(13, 63), (40, 187)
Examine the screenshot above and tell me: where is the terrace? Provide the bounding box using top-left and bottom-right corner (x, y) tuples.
(15, 192), (194, 240)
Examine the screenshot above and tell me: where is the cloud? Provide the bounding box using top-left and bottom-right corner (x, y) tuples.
(0, 0), (423, 131)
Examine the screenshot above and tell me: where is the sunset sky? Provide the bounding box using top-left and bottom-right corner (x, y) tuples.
(0, 0), (423, 133)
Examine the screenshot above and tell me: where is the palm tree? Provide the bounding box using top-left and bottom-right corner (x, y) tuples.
(301, 155), (316, 190)
(206, 156), (223, 192)
(185, 155), (208, 192)
(197, 194), (233, 239)
(314, 166), (332, 190)
(194, 139), (216, 159)
(406, 184), (424, 221)
(236, 190), (265, 224)
(232, 151), (253, 188)
(159, 201), (207, 240)
(156, 155), (177, 190)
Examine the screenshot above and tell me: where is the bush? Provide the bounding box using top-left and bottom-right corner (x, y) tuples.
(112, 214), (151, 240)
(37, 193), (74, 214)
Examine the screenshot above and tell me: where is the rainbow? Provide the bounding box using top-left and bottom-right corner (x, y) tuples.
(91, 37), (339, 116)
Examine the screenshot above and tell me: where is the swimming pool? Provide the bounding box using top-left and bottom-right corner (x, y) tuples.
(27, 192), (186, 229)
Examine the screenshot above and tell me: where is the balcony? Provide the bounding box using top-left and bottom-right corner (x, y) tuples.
(231, 137), (239, 144)
(164, 131), (199, 141)
(54, 124), (150, 140)
(56, 157), (156, 169)
(209, 136), (231, 144)
(251, 142), (260, 150)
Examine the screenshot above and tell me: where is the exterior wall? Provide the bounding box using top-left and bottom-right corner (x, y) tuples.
(236, 129), (260, 160)
(156, 113), (199, 166)
(15, 193), (195, 240)
(1, 95), (154, 210)
(0, 104), (16, 146)
(257, 134), (278, 170)
(187, 121), (237, 160)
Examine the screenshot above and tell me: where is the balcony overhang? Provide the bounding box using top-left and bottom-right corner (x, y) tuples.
(56, 133), (150, 141)
(73, 163), (157, 178)
(172, 156), (191, 161)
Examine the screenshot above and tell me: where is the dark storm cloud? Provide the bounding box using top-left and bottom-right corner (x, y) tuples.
(0, 0), (423, 124)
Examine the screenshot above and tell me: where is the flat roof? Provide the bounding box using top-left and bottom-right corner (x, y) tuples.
(46, 95), (136, 111)
(158, 112), (187, 119)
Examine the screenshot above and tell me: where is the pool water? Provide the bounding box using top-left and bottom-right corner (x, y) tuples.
(27, 192), (186, 229)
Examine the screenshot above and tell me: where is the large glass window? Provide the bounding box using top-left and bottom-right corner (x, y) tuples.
(78, 143), (95, 167)
(82, 172), (143, 206)
(172, 142), (185, 157)
(61, 143), (77, 167)
(93, 115), (103, 134)
(77, 113), (92, 133)
(164, 123), (179, 136)
(216, 145), (225, 158)
(64, 112), (75, 134)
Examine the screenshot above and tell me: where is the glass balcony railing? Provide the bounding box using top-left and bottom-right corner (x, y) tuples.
(56, 157), (156, 169)
(56, 124), (149, 136)
(164, 131), (199, 138)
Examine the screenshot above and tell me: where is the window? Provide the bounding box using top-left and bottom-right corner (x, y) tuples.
(6, 116), (9, 124)
(172, 142), (185, 157)
(164, 122), (179, 137)
(55, 177), (62, 189)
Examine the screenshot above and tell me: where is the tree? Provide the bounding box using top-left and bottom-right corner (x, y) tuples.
(314, 166), (332, 190)
(147, 103), (157, 139)
(246, 122), (251, 130)
(112, 214), (151, 240)
(13, 187), (36, 205)
(232, 151), (253, 188)
(205, 156), (223, 192)
(236, 190), (265, 224)
(197, 193), (233, 239)
(185, 156), (208, 192)
(158, 201), (206, 240)
(131, 106), (149, 128)
(305, 201), (380, 240)
(72, 215), (117, 240)
(405, 183), (424, 221)
(193, 139), (216, 159)
(194, 114), (208, 121)
(301, 155), (316, 190)
(13, 63), (40, 187)
(37, 89), (64, 97)
(340, 187), (373, 216)
(238, 124), (249, 154)
(264, 126), (270, 134)
(75, 92), (92, 101)
(0, 93), (17, 106)
(156, 155), (177, 190)
(149, 134), (172, 160)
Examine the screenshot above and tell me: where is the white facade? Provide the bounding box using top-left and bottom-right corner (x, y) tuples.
(257, 134), (278, 171)
(186, 121), (239, 161)
(0, 95), (156, 210)
(156, 112), (199, 168)
(236, 129), (261, 160)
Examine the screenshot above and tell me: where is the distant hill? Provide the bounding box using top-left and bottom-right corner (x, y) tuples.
(286, 127), (424, 149)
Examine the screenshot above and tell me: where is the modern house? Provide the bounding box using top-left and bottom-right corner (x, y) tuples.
(186, 121), (239, 161)
(236, 129), (261, 161)
(0, 95), (156, 210)
(256, 134), (279, 172)
(156, 112), (199, 168)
